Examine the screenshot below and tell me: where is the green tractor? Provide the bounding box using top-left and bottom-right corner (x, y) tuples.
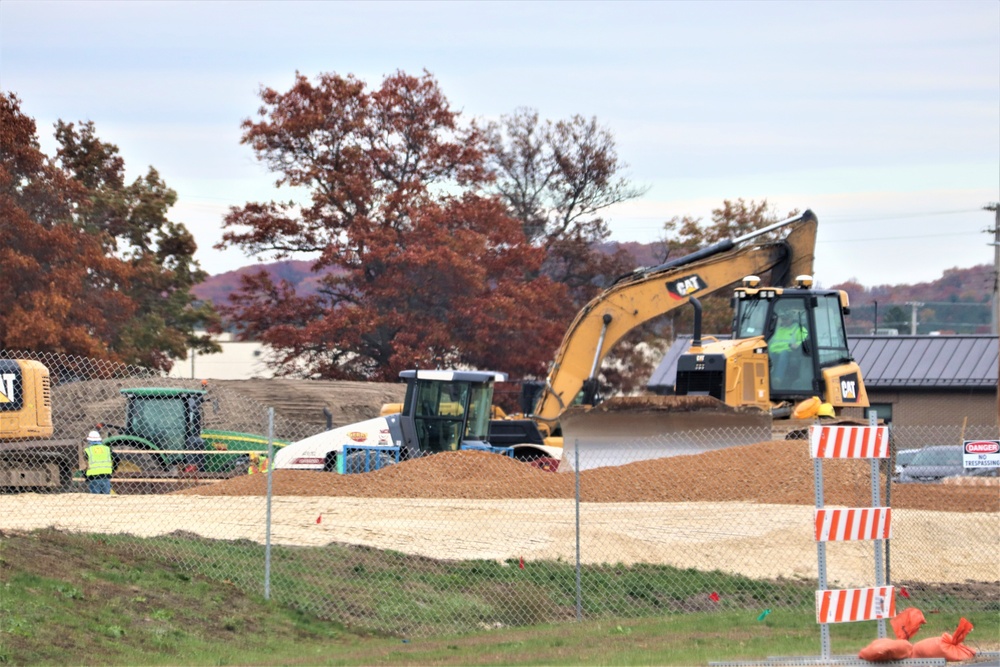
(103, 387), (287, 476)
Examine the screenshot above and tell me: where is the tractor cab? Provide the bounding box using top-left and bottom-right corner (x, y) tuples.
(398, 370), (507, 455)
(118, 388), (207, 452)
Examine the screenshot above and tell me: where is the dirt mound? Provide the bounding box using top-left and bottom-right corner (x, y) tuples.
(213, 377), (405, 428)
(179, 441), (999, 514)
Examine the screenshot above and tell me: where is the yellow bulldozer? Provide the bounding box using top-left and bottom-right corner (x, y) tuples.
(483, 209), (870, 464)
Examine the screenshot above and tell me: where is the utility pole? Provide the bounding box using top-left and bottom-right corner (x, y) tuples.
(985, 203), (999, 424)
(986, 203), (999, 336)
(905, 302), (923, 335)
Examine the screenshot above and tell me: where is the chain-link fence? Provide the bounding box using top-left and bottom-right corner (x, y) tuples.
(2, 351), (997, 647)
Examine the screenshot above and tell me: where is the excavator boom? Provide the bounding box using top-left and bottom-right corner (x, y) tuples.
(532, 210), (818, 424)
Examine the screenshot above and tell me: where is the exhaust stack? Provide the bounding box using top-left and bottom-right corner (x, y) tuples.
(689, 297), (703, 351)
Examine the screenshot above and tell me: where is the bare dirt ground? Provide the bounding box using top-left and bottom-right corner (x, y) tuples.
(213, 378), (405, 429)
(19, 377), (1000, 595)
(6, 442), (997, 589)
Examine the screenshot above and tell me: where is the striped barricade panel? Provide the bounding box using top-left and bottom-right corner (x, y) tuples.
(814, 507), (892, 542)
(816, 586), (896, 624)
(809, 425), (889, 459)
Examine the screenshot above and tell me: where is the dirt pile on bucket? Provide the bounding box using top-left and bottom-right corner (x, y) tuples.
(178, 441), (998, 513)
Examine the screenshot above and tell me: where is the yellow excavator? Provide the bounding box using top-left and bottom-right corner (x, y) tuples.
(486, 209), (869, 462)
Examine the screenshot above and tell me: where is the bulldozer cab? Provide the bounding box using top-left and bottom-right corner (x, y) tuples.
(732, 281), (854, 401)
(398, 370), (506, 454)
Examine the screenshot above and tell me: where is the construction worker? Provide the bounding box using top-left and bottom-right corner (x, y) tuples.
(769, 309), (809, 385)
(248, 452), (269, 475)
(83, 430), (113, 494)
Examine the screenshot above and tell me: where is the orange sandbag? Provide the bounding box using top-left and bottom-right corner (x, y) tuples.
(911, 617), (976, 662)
(858, 638), (913, 662)
(891, 607), (927, 640)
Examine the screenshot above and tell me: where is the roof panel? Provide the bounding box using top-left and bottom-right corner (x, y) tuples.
(969, 339), (1000, 379)
(918, 340), (952, 381)
(861, 339), (894, 380)
(884, 338), (921, 382)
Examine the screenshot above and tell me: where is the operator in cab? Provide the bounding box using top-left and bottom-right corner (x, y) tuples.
(769, 308), (809, 385)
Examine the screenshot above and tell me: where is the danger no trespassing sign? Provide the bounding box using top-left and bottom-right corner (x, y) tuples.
(963, 440), (1000, 468)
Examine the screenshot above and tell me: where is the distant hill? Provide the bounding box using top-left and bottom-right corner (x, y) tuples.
(193, 260), (338, 305)
(832, 264), (994, 304)
(194, 245), (993, 333)
(831, 264), (994, 335)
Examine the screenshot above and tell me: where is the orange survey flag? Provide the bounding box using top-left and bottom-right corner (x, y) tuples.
(911, 617), (976, 662)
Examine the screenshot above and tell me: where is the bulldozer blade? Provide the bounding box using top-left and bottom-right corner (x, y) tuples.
(559, 395), (772, 471)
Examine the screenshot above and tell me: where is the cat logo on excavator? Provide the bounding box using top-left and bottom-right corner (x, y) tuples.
(666, 274), (708, 299)
(0, 373), (16, 403)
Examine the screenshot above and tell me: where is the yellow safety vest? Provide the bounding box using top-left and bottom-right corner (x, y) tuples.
(770, 324), (807, 353)
(85, 444), (113, 477)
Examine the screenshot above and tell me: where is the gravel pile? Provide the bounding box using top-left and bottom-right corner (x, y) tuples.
(179, 441), (999, 514)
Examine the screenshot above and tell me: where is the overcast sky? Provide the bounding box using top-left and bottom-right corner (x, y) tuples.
(2, 0), (998, 288)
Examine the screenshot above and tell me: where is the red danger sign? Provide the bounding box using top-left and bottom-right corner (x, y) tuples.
(963, 440), (1000, 469)
(965, 441), (1000, 454)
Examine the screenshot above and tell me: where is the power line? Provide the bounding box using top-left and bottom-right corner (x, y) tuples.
(817, 230), (982, 244)
(610, 207), (985, 224)
(820, 209), (983, 223)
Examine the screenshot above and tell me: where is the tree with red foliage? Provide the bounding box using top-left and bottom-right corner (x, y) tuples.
(0, 92), (218, 370)
(219, 71), (566, 381)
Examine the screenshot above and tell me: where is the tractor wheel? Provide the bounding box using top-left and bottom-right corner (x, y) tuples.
(116, 445), (172, 477)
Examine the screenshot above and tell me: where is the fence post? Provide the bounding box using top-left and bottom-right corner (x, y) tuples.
(575, 439), (582, 621)
(869, 412), (887, 639)
(264, 407), (274, 600)
(884, 420), (893, 586)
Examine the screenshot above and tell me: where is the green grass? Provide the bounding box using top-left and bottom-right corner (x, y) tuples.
(1, 529), (996, 666)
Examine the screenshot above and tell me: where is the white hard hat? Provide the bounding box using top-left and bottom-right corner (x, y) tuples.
(86, 430), (102, 443)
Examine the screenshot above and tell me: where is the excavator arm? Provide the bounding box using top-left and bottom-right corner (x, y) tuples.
(531, 210), (818, 425)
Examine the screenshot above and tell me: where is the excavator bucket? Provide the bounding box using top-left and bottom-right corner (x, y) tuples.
(558, 395), (772, 471)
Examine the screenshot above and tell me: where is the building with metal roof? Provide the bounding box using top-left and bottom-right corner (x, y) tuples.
(849, 335), (997, 389)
